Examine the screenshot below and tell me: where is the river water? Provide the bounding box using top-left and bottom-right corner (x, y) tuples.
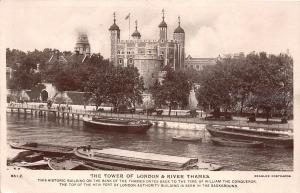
(6, 113), (293, 171)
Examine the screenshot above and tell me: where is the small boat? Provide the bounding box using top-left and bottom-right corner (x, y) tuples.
(48, 158), (97, 170)
(172, 136), (202, 142)
(74, 146), (221, 171)
(9, 142), (75, 155)
(211, 137), (264, 148)
(13, 160), (49, 169)
(206, 125), (293, 148)
(83, 117), (153, 133)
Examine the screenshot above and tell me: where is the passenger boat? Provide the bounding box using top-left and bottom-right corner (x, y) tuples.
(48, 158), (97, 170)
(206, 125), (293, 148)
(83, 117), (153, 133)
(74, 147), (222, 171)
(211, 137), (264, 148)
(9, 142), (75, 155)
(172, 136), (202, 142)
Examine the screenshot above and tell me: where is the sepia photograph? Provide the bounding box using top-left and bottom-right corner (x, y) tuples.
(1, 0), (299, 192)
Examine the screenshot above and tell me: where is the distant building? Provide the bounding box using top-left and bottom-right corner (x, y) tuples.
(222, 52), (245, 59)
(48, 32), (92, 65)
(109, 11), (185, 88)
(184, 55), (219, 71)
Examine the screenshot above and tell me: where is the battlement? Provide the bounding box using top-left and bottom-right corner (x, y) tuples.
(118, 39), (159, 44)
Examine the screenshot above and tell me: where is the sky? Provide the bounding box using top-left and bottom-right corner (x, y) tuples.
(1, 0), (300, 59)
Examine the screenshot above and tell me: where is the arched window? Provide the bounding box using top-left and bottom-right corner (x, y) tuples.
(128, 58), (134, 65)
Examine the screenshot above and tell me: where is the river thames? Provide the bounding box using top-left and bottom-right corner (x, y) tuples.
(6, 113), (293, 171)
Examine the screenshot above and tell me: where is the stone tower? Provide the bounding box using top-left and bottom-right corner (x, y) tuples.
(173, 16), (185, 69)
(109, 12), (120, 66)
(74, 32), (91, 55)
(158, 9), (167, 42)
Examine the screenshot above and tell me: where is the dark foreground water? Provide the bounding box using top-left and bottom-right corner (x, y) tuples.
(7, 113), (293, 171)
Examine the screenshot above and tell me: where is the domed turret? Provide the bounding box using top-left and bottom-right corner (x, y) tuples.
(74, 31), (90, 55)
(173, 16), (185, 69)
(109, 12), (121, 66)
(131, 20), (141, 39)
(159, 9), (167, 41)
(109, 13), (120, 31)
(174, 16), (184, 33)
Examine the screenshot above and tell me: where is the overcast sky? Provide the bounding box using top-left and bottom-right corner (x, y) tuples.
(1, 0), (300, 58)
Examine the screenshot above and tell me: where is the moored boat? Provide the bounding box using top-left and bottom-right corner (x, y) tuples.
(172, 136), (202, 142)
(48, 158), (97, 170)
(211, 137), (264, 148)
(9, 142), (75, 155)
(74, 146), (221, 171)
(206, 125), (293, 148)
(83, 117), (153, 133)
(13, 160), (49, 169)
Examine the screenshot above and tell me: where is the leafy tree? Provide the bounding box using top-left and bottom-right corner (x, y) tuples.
(196, 52), (293, 121)
(85, 66), (144, 109)
(106, 66), (144, 108)
(151, 69), (192, 116)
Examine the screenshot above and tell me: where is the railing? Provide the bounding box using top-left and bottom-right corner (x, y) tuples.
(7, 103), (293, 132)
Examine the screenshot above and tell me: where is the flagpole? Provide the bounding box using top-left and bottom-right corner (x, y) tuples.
(129, 14), (130, 39)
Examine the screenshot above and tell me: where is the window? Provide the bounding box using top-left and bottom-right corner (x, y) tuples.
(161, 51), (164, 55)
(117, 50), (120, 54)
(196, 65), (199, 70)
(118, 59), (123, 64)
(128, 58), (134, 65)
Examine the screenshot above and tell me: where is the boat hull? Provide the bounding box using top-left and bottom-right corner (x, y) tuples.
(206, 125), (293, 148)
(83, 117), (152, 133)
(74, 147), (220, 171)
(211, 137), (264, 148)
(48, 158), (97, 170)
(9, 142), (75, 155)
(172, 136), (202, 142)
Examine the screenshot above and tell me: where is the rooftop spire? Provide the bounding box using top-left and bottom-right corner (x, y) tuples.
(131, 20), (141, 39)
(135, 20), (138, 30)
(109, 12), (120, 31)
(174, 15), (184, 33)
(158, 9), (167, 28)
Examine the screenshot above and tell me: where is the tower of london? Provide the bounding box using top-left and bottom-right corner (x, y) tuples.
(109, 10), (185, 88)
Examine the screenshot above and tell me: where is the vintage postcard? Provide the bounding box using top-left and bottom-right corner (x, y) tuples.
(0, 0), (299, 193)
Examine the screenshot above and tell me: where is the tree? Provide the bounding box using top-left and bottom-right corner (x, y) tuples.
(151, 69), (192, 116)
(85, 66), (144, 110)
(106, 66), (144, 108)
(196, 52), (293, 121)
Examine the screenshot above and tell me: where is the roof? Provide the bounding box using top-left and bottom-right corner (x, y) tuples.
(109, 23), (120, 31)
(158, 20), (167, 28)
(131, 29), (141, 38)
(174, 26), (184, 33)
